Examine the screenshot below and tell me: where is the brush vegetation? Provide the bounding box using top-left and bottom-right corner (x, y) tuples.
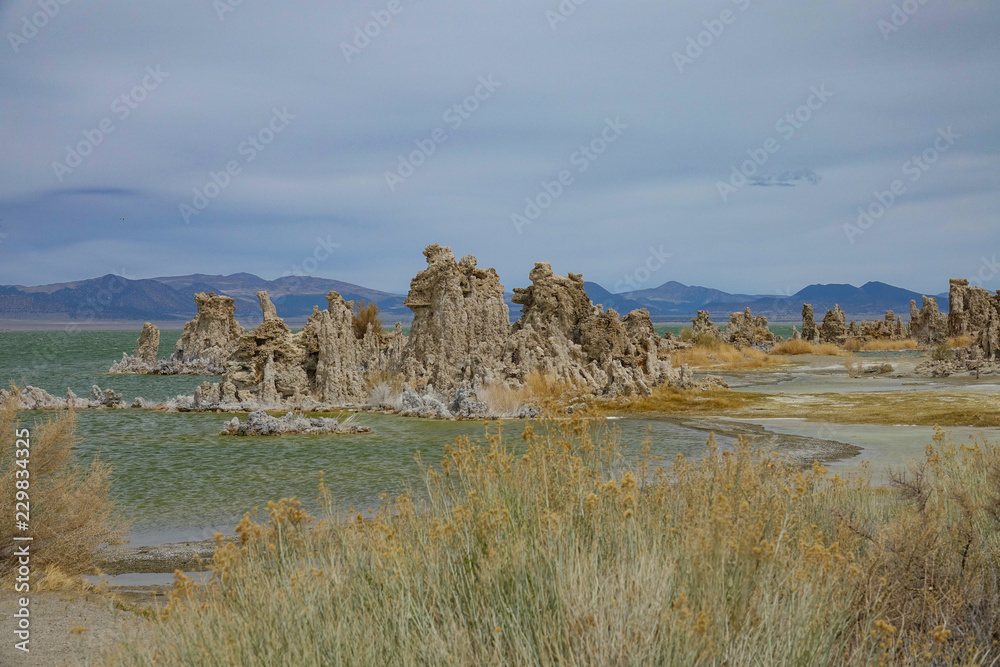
(671, 335), (783, 370)
(0, 396), (127, 588)
(352, 300), (383, 340)
(842, 339), (920, 352)
(96, 419), (1000, 665)
(771, 339), (846, 356)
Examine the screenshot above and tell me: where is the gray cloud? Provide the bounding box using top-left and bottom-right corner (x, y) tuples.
(0, 1), (998, 297)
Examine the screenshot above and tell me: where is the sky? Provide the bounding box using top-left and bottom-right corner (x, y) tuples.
(0, 1), (998, 297)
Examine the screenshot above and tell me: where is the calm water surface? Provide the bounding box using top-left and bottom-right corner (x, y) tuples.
(1, 331), (724, 545)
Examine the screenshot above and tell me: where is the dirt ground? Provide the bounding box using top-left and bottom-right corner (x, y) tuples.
(0, 589), (150, 666)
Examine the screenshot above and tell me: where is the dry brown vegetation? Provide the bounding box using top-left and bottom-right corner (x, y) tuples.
(671, 336), (784, 370)
(948, 335), (975, 348)
(771, 339), (846, 356)
(0, 396), (128, 587)
(96, 419), (1000, 665)
(843, 338), (919, 352)
(351, 300), (383, 339)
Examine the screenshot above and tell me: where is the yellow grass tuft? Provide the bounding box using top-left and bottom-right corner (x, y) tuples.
(948, 335), (975, 348)
(1, 390), (128, 580)
(770, 340), (845, 356)
(671, 339), (783, 370)
(843, 338), (919, 352)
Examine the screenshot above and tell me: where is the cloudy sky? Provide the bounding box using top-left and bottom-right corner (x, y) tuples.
(1, 1), (997, 296)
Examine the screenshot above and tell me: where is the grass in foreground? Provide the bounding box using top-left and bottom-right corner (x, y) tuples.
(0, 395), (128, 587)
(97, 419), (999, 665)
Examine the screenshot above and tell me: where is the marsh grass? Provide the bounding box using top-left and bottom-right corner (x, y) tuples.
(671, 337), (783, 370)
(772, 340), (848, 356)
(95, 416), (1000, 665)
(0, 394), (128, 586)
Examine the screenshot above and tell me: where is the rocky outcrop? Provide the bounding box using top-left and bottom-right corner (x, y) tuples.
(108, 322), (161, 373)
(819, 305), (847, 345)
(725, 308), (776, 350)
(844, 311), (908, 343)
(257, 291), (279, 321)
(691, 310), (723, 341)
(502, 262), (681, 397)
(0, 385), (125, 410)
(909, 297), (948, 345)
(221, 410), (371, 436)
(171, 292), (244, 370)
(301, 292), (369, 404)
(978, 306), (1000, 360)
(801, 304), (819, 343)
(947, 279), (997, 338)
(402, 244), (510, 392)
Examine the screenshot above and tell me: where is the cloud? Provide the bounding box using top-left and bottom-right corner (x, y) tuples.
(749, 169), (822, 187)
(0, 1), (998, 296)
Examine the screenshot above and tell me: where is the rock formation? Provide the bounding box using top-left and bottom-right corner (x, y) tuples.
(0, 385), (126, 410)
(725, 308), (776, 350)
(909, 297), (948, 345)
(108, 322), (161, 373)
(801, 304), (819, 343)
(402, 244), (510, 392)
(258, 291), (279, 321)
(221, 410), (372, 436)
(171, 292), (244, 370)
(501, 262), (682, 397)
(844, 311), (908, 343)
(947, 278), (998, 338)
(819, 305), (847, 345)
(691, 310), (722, 341)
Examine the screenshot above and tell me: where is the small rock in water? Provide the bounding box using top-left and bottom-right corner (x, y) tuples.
(220, 410), (372, 436)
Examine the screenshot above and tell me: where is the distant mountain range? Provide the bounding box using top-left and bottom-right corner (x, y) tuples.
(0, 272), (949, 327)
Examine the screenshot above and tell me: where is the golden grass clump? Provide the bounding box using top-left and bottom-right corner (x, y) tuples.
(671, 337), (782, 370)
(0, 395), (128, 581)
(96, 418), (1000, 665)
(772, 339), (846, 356)
(351, 300), (383, 340)
(859, 339), (919, 351)
(948, 335), (975, 348)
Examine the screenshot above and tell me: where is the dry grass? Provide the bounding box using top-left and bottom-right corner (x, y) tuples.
(671, 338), (784, 370)
(860, 339), (919, 351)
(0, 395), (128, 582)
(949, 335), (975, 348)
(95, 419), (1000, 665)
(478, 371), (592, 417)
(621, 386), (768, 415)
(771, 339), (845, 356)
(352, 300), (383, 340)
(731, 391), (1000, 428)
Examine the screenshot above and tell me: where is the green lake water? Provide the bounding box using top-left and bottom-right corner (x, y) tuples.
(0, 331), (725, 546)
